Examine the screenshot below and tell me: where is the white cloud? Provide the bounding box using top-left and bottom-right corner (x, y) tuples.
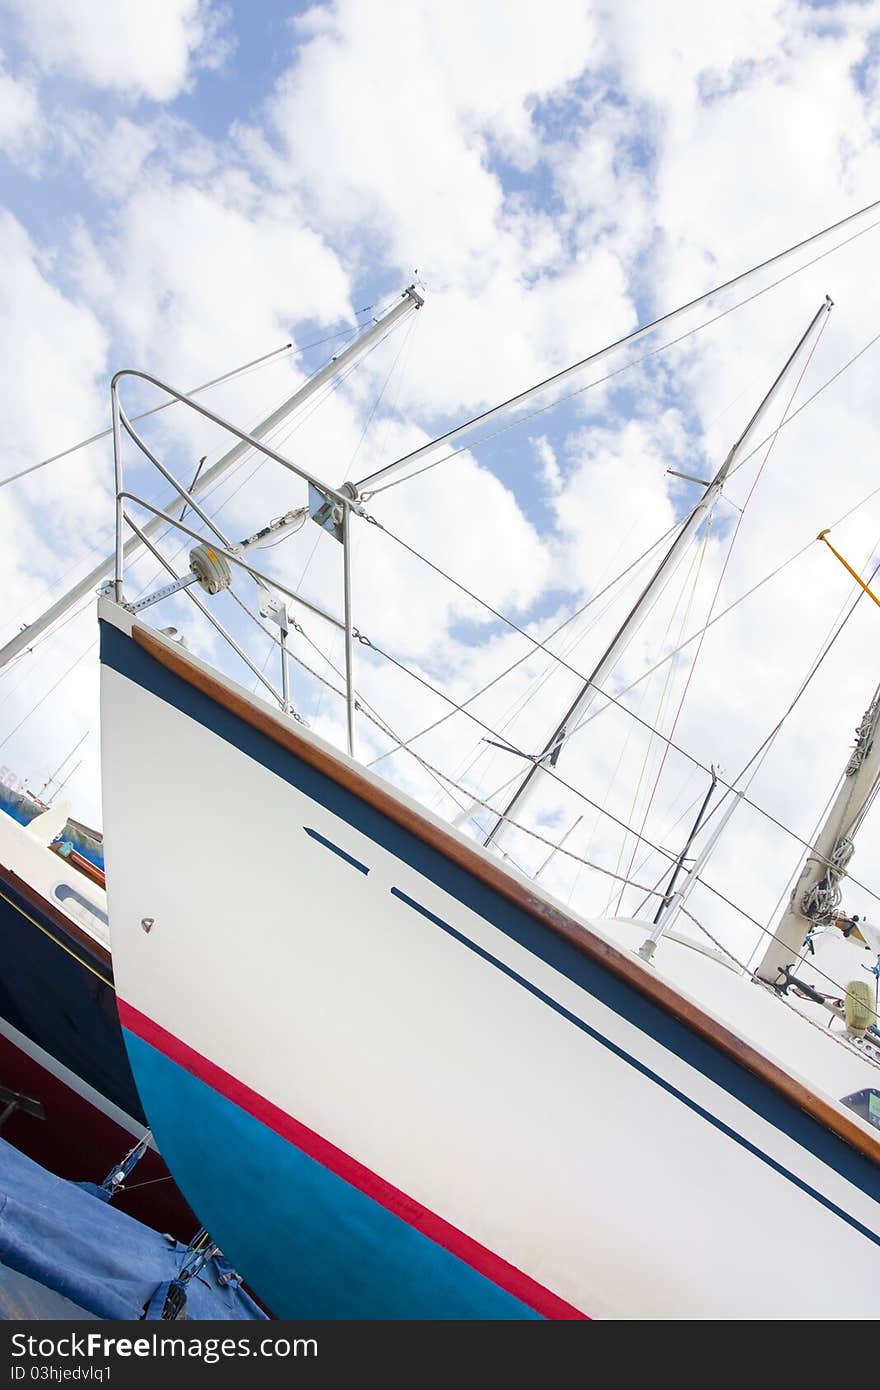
(533, 436), (562, 494)
(269, 0), (599, 267)
(70, 174), (352, 382)
(0, 0), (232, 103)
(0, 55), (42, 167)
(59, 114), (161, 199)
(0, 212), (108, 511)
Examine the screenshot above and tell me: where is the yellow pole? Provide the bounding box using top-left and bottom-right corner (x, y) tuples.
(817, 529), (880, 609)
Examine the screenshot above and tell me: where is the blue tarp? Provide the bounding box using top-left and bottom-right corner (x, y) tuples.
(0, 1139), (267, 1321)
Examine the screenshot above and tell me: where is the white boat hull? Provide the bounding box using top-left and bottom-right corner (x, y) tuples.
(99, 603), (880, 1318)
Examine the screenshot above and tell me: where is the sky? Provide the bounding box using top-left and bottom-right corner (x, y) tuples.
(4, 0), (880, 971)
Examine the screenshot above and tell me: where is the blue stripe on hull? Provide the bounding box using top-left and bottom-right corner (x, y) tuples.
(123, 1030), (543, 1320)
(101, 621), (880, 1209)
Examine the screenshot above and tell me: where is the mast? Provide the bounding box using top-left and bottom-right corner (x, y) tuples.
(651, 767), (718, 927)
(38, 730), (89, 799)
(638, 774), (744, 962)
(0, 287), (423, 674)
(483, 298), (833, 852)
(756, 679), (880, 985)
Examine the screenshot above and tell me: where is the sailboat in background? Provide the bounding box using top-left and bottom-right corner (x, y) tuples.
(4, 205), (880, 1317)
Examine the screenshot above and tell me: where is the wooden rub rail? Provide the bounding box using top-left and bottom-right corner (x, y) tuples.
(134, 623), (880, 1169)
(50, 841), (106, 889)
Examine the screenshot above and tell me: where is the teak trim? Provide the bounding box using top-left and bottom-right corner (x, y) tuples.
(134, 624), (880, 1168)
(50, 842), (106, 890)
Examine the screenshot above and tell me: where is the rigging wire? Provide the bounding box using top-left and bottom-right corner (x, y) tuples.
(572, 472), (880, 758)
(673, 551), (880, 929)
(353, 625), (880, 1017)
(651, 524), (880, 946)
(342, 510), (880, 920)
(2, 315), (405, 684)
(126, 315), (416, 702)
(1, 340), (294, 492)
(599, 532), (712, 911)
(0, 301), (387, 492)
(0, 641), (96, 754)
(363, 300), (878, 798)
(364, 517), (685, 770)
(367, 445), (880, 803)
(357, 496), (880, 914)
(609, 517), (713, 915)
(742, 777), (843, 977)
(448, 470), (880, 860)
(121, 458), (880, 1014)
(618, 773), (708, 911)
(426, 523), (681, 816)
(359, 509), (773, 803)
(221, 583), (475, 822)
(362, 206), (880, 500)
(724, 327), (880, 486)
(611, 308), (831, 915)
(0, 327), (379, 648)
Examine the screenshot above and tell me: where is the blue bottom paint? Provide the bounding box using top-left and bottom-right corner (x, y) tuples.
(123, 1031), (544, 1320)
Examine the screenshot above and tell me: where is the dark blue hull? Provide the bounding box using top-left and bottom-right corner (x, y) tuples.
(0, 862), (196, 1236)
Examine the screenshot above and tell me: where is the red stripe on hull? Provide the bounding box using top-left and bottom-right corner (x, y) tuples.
(119, 999), (588, 1320)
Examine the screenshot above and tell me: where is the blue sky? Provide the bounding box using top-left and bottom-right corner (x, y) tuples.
(4, 0), (880, 954)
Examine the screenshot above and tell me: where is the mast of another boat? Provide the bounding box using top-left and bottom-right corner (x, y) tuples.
(755, 674), (880, 987)
(0, 286), (423, 674)
(478, 298), (833, 854)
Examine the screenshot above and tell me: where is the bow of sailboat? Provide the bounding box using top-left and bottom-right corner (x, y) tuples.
(99, 598), (880, 1318)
